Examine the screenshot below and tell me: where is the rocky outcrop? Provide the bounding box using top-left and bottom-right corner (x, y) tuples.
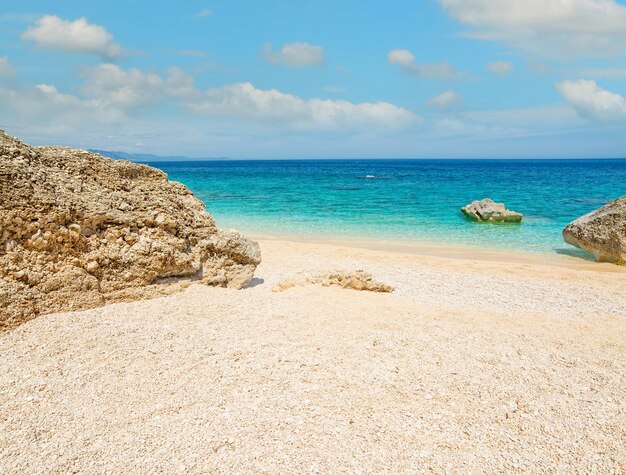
(273, 271), (394, 293)
(316, 271), (394, 292)
(563, 196), (626, 265)
(461, 198), (523, 223)
(0, 130), (261, 330)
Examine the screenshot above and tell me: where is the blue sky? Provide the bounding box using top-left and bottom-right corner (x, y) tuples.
(1, 0), (626, 158)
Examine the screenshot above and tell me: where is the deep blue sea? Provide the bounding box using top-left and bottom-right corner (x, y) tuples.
(148, 159), (626, 255)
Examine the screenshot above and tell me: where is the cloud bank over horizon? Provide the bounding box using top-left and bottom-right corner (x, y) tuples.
(0, 1), (624, 158)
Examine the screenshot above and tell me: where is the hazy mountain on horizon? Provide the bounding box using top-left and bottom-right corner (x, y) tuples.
(90, 149), (231, 162)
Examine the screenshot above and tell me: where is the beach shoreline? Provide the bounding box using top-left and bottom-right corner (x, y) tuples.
(247, 232), (626, 273)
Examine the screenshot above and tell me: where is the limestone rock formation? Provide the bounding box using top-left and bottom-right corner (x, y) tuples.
(461, 198), (523, 223)
(0, 130), (261, 330)
(317, 271), (394, 292)
(272, 270), (394, 293)
(563, 196), (626, 265)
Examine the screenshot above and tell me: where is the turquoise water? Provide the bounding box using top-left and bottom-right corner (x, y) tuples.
(149, 159), (626, 255)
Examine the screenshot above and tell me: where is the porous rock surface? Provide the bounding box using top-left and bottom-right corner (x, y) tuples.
(316, 271), (394, 292)
(0, 130), (261, 330)
(461, 198), (523, 223)
(272, 270), (394, 293)
(563, 196), (626, 265)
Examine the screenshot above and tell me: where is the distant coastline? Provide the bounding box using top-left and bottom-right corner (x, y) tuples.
(89, 149), (233, 162)
(93, 149), (626, 163)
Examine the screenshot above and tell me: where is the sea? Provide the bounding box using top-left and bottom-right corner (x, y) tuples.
(147, 159), (626, 256)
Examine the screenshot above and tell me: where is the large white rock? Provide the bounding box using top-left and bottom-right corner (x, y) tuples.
(563, 196), (626, 265)
(461, 198), (523, 223)
(0, 130), (261, 330)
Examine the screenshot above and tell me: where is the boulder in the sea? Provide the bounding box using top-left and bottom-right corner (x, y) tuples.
(0, 129), (261, 330)
(461, 198), (523, 223)
(563, 196), (626, 265)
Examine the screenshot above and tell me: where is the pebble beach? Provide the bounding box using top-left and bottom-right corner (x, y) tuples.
(2, 239), (624, 473)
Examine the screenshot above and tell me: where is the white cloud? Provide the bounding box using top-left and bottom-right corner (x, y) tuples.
(0, 56), (15, 76)
(557, 79), (626, 122)
(186, 82), (418, 130)
(22, 15), (122, 59)
(440, 0), (626, 57)
(387, 49), (458, 79)
(165, 67), (198, 98)
(82, 64), (164, 108)
(2, 62), (416, 132)
(262, 42), (325, 67)
(80, 64), (199, 109)
(428, 91), (463, 110)
(387, 49), (416, 69)
(196, 9), (212, 18)
(0, 83), (124, 131)
(488, 60), (513, 76)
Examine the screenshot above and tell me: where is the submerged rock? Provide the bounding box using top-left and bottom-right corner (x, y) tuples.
(461, 198), (523, 223)
(0, 130), (261, 330)
(563, 196), (626, 265)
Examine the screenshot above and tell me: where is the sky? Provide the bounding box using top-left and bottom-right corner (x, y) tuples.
(1, 0), (626, 158)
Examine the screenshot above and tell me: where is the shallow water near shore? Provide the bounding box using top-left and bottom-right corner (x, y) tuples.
(149, 158), (626, 255)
